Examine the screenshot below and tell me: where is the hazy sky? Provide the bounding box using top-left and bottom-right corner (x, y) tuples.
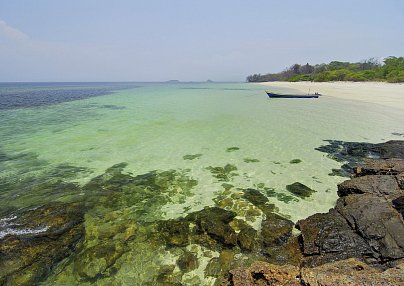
(1, 0), (403, 82)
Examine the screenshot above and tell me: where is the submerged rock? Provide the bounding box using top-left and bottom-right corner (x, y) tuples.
(177, 251), (199, 272)
(158, 219), (190, 247)
(244, 158), (260, 163)
(206, 164), (238, 182)
(0, 202), (85, 286)
(183, 154), (202, 160)
(242, 188), (276, 214)
(226, 147), (240, 152)
(286, 182), (316, 198)
(187, 207), (237, 247)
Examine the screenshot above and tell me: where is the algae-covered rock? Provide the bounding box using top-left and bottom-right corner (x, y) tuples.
(206, 164), (238, 182)
(177, 251), (199, 272)
(0, 202), (85, 286)
(158, 219), (190, 247)
(286, 182), (316, 198)
(261, 213), (294, 247)
(183, 154), (202, 160)
(244, 158), (260, 163)
(187, 207), (237, 246)
(237, 223), (259, 252)
(226, 147), (240, 152)
(74, 241), (125, 280)
(242, 188), (276, 214)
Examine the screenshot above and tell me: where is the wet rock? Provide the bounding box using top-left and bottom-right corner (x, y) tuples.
(264, 236), (303, 266)
(296, 209), (374, 267)
(262, 213), (294, 247)
(301, 258), (404, 286)
(337, 175), (401, 199)
(177, 251), (199, 272)
(223, 261), (301, 286)
(237, 224), (258, 252)
(187, 207), (237, 246)
(158, 219), (190, 247)
(286, 182), (316, 198)
(336, 194), (404, 260)
(0, 202), (85, 286)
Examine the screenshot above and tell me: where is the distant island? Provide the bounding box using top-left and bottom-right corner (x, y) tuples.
(247, 56), (404, 83)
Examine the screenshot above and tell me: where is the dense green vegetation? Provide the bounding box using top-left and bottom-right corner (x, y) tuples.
(246, 57), (404, 83)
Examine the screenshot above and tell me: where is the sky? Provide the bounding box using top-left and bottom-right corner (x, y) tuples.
(0, 0), (403, 82)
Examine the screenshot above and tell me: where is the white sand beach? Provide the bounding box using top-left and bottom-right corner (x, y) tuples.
(258, 81), (404, 111)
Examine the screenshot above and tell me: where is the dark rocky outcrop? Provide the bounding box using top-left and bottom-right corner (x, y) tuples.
(297, 157), (404, 267)
(223, 140), (404, 285)
(0, 202), (85, 285)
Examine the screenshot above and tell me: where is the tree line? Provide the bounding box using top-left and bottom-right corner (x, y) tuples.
(246, 57), (404, 83)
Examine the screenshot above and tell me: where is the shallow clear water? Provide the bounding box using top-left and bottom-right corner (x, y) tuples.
(1, 82), (404, 284)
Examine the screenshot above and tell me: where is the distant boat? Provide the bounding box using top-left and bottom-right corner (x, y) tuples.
(266, 91), (321, 98)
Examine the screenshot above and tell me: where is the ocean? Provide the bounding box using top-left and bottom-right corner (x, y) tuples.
(1, 82), (403, 284)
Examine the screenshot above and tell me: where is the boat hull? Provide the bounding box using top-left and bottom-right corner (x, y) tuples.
(266, 92), (320, 98)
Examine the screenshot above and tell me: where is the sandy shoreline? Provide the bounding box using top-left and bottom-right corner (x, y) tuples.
(257, 81), (404, 111)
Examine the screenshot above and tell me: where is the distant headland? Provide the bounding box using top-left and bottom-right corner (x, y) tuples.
(247, 56), (404, 83)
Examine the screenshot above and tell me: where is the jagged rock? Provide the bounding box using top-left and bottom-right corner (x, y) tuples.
(0, 202), (85, 286)
(222, 261), (301, 286)
(286, 182), (316, 198)
(301, 258), (404, 286)
(393, 196), (404, 218)
(336, 194), (404, 260)
(296, 209), (374, 267)
(354, 158), (404, 176)
(337, 175), (402, 199)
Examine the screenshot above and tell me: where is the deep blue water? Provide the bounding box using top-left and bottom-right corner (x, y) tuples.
(0, 82), (141, 110)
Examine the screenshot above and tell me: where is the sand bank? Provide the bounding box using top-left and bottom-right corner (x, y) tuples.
(258, 81), (404, 111)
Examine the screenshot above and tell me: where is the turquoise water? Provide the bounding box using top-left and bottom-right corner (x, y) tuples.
(1, 82), (404, 284)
